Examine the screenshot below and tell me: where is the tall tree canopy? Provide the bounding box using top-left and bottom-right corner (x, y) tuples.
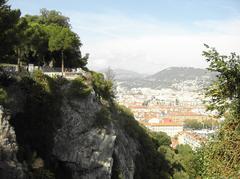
(24, 10), (86, 69)
(24, 23), (49, 65)
(39, 8), (70, 28)
(0, 5), (88, 69)
(48, 25), (81, 74)
(24, 9), (70, 28)
(0, 0), (21, 62)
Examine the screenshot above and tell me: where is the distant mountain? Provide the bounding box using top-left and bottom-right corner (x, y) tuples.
(100, 68), (147, 80)
(147, 67), (215, 82)
(112, 69), (147, 80)
(114, 67), (216, 90)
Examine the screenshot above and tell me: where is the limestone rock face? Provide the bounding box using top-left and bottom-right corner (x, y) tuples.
(53, 95), (138, 179)
(0, 93), (139, 179)
(0, 106), (26, 179)
(112, 126), (138, 179)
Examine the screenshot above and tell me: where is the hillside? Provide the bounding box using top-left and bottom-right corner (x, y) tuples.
(114, 67), (216, 89)
(100, 68), (146, 80)
(148, 67), (214, 82)
(113, 69), (147, 80)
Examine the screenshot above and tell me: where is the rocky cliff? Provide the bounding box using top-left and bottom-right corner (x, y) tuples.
(0, 106), (26, 178)
(0, 70), (176, 179)
(53, 94), (138, 179)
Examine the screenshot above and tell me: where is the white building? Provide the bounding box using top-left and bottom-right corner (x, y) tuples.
(144, 122), (183, 137)
(178, 131), (206, 150)
(148, 118), (161, 123)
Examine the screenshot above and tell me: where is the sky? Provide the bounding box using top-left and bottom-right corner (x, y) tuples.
(9, 0), (240, 74)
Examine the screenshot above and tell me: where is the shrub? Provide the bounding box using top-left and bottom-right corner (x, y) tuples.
(0, 88), (7, 104)
(151, 131), (172, 147)
(175, 144), (197, 178)
(91, 71), (115, 101)
(32, 70), (56, 93)
(68, 77), (92, 98)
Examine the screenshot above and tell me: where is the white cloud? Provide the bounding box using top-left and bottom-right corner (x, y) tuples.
(66, 11), (240, 74)
(194, 19), (240, 35)
(85, 35), (240, 74)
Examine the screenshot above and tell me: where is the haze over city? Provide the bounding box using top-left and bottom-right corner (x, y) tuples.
(9, 0), (240, 74)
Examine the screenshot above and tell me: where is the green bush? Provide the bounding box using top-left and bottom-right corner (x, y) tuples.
(91, 71), (115, 101)
(68, 77), (92, 98)
(158, 146), (181, 169)
(0, 88), (7, 104)
(32, 70), (56, 93)
(175, 144), (197, 178)
(151, 131), (172, 148)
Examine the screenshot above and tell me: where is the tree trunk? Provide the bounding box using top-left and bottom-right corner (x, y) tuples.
(61, 50), (64, 77)
(38, 56), (40, 70)
(16, 48), (20, 72)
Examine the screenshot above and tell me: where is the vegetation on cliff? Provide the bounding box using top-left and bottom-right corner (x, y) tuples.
(0, 69), (62, 178)
(193, 46), (240, 178)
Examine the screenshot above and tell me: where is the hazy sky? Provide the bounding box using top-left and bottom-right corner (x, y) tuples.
(9, 0), (240, 74)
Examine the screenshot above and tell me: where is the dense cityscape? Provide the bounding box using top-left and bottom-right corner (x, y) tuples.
(116, 78), (217, 150)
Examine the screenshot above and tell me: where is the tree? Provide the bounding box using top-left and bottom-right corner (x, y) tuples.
(175, 144), (193, 156)
(0, 3), (87, 69)
(48, 25), (80, 75)
(39, 8), (70, 28)
(24, 23), (49, 66)
(158, 145), (183, 173)
(14, 17), (29, 71)
(152, 131), (171, 147)
(0, 88), (7, 104)
(16, 9), (86, 69)
(184, 119), (202, 129)
(104, 67), (117, 96)
(91, 71), (115, 101)
(24, 9), (70, 28)
(203, 44), (240, 117)
(105, 67), (115, 81)
(0, 0), (21, 62)
(199, 45), (240, 177)
(175, 144), (197, 178)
